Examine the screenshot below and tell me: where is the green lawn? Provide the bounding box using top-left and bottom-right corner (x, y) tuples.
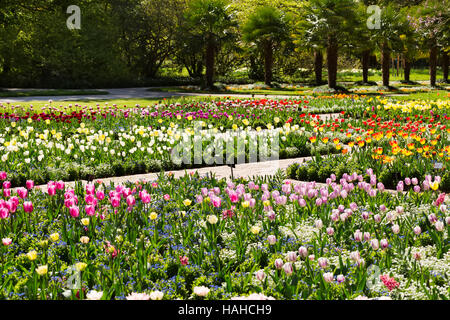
(0, 89), (109, 98)
(385, 90), (449, 101)
(2, 96), (217, 110)
(6, 88), (446, 112)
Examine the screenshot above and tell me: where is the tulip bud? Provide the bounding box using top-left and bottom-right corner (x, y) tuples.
(274, 258), (284, 270)
(282, 262), (293, 276)
(255, 270), (266, 281)
(380, 239), (389, 249)
(298, 246), (308, 258)
(370, 239), (379, 250)
(392, 224), (400, 234)
(323, 272), (334, 283)
(413, 226), (421, 235)
(286, 251), (297, 262)
(267, 235), (277, 245)
(326, 227), (334, 236)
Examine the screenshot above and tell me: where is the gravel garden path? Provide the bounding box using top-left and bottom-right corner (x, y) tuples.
(0, 82), (432, 103)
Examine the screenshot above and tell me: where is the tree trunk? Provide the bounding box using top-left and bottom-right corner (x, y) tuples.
(429, 43), (437, 87)
(326, 35), (338, 89)
(404, 57), (411, 83)
(205, 40), (215, 88)
(314, 49), (323, 85)
(264, 41), (273, 86)
(442, 49), (449, 83)
(362, 50), (370, 83)
(381, 41), (390, 87)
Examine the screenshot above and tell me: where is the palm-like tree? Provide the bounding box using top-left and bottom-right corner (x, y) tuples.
(242, 6), (291, 86)
(409, 0), (449, 87)
(301, 0), (358, 89)
(184, 0), (237, 88)
(367, 3), (407, 88)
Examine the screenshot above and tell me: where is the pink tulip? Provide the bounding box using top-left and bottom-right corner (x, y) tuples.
(56, 181), (65, 190)
(69, 206), (79, 218)
(255, 270), (266, 281)
(26, 180), (34, 190)
(298, 246), (308, 258)
(435, 221), (444, 232)
(0, 208), (9, 219)
(413, 226), (421, 235)
(110, 197), (121, 208)
(350, 251), (360, 262)
(286, 251), (297, 262)
(428, 214), (437, 224)
(323, 272), (334, 283)
(370, 239), (379, 250)
(392, 224), (400, 234)
(362, 212), (369, 220)
(47, 186), (56, 196)
(85, 194), (97, 206)
(23, 201), (33, 213)
(267, 235), (277, 245)
(299, 198), (306, 207)
(126, 195), (136, 207)
(318, 257), (328, 268)
(374, 214), (381, 223)
(85, 205), (96, 216)
(141, 193), (151, 204)
(281, 184), (291, 194)
(86, 183), (95, 195)
(331, 210), (339, 222)
(211, 196), (221, 208)
(282, 262), (293, 275)
(0, 172), (7, 180)
(354, 230), (362, 242)
(64, 198), (76, 208)
(229, 191), (239, 203)
(274, 258), (283, 270)
(17, 187), (28, 199)
(6, 199), (17, 213)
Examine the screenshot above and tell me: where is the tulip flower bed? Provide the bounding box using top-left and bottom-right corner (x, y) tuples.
(0, 95), (448, 189)
(0, 170), (448, 300)
(288, 97), (450, 191)
(0, 98), (360, 187)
